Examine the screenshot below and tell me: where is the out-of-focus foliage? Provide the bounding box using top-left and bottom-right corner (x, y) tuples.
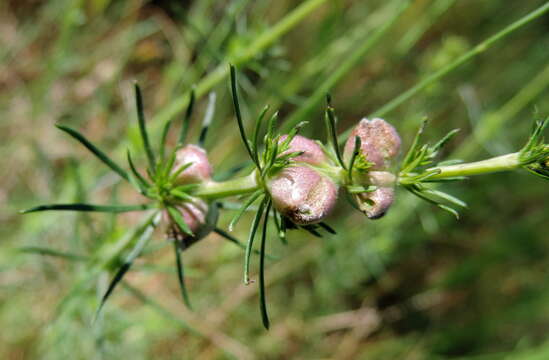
(1, 0), (548, 358)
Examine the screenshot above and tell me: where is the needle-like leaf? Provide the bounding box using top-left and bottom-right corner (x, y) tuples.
(230, 65), (257, 167)
(127, 150), (151, 194)
(134, 83), (156, 174)
(167, 206), (193, 236)
(173, 242), (192, 309)
(271, 209), (287, 245)
(229, 190), (264, 231)
(159, 119), (173, 161)
(55, 124), (129, 182)
(251, 105), (270, 169)
(21, 203), (151, 214)
(325, 95), (346, 169)
(347, 136), (361, 183)
(318, 222), (337, 235)
(401, 118), (427, 170)
(259, 200), (272, 329)
(244, 196), (266, 285)
(214, 228), (277, 260)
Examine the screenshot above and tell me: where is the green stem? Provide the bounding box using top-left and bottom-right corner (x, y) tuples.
(425, 152), (521, 179)
(193, 171), (260, 199)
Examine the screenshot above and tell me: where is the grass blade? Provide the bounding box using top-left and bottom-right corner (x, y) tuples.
(55, 124), (129, 182)
(21, 203), (151, 214)
(94, 218), (156, 322)
(17, 246), (88, 262)
(198, 92), (216, 147)
(178, 88), (196, 146)
(259, 200), (272, 329)
(134, 83), (156, 174)
(173, 242), (192, 309)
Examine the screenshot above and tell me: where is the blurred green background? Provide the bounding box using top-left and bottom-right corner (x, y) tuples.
(1, 0), (548, 359)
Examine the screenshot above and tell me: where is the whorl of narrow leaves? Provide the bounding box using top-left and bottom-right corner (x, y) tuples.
(520, 116), (549, 180)
(398, 119), (466, 218)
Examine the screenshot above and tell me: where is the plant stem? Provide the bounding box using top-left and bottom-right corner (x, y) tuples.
(425, 152), (521, 180)
(193, 171), (260, 199)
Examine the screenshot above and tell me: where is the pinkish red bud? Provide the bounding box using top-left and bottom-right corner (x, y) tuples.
(344, 118), (401, 170)
(173, 144), (213, 184)
(267, 166), (338, 225)
(357, 187), (394, 219)
(278, 134), (327, 166)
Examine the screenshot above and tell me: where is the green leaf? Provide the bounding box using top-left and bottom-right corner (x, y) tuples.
(167, 206), (193, 236)
(170, 189), (194, 202)
(178, 87), (196, 146)
(280, 121), (308, 152)
(173, 242), (192, 309)
(159, 119), (173, 161)
(126, 150), (151, 194)
(134, 83), (156, 174)
(244, 196), (266, 285)
(347, 136), (361, 182)
(169, 162), (193, 183)
(228, 189), (264, 231)
(271, 209), (287, 245)
(230, 65), (257, 167)
(55, 124), (129, 182)
(259, 200), (272, 329)
(422, 188), (467, 208)
(252, 105), (270, 169)
(432, 128), (460, 153)
(401, 118), (427, 170)
(318, 222), (337, 235)
(263, 140), (279, 176)
(325, 95), (346, 170)
(21, 203), (151, 214)
(214, 228), (278, 260)
(264, 111), (279, 144)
